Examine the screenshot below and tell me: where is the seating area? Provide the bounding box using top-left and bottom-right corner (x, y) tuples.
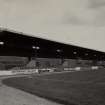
(9, 58), (105, 74)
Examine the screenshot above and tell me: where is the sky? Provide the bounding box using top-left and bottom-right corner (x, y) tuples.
(0, 0), (105, 52)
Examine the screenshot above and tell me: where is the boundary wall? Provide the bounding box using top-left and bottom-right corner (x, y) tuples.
(0, 66), (100, 76)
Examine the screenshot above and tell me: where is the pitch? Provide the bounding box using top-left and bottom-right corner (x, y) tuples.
(3, 69), (105, 105)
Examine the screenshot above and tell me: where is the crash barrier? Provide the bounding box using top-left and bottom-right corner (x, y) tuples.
(64, 66), (100, 71)
(0, 69), (38, 76)
(0, 68), (54, 76)
(0, 68), (56, 76)
(0, 71), (12, 76)
(64, 67), (81, 71)
(0, 66), (102, 76)
(11, 69), (38, 75)
(91, 66), (99, 70)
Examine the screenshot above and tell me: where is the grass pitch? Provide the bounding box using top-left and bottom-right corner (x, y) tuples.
(3, 69), (105, 105)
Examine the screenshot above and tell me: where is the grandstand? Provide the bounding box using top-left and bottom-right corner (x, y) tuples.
(1, 29), (105, 105)
(0, 29), (105, 71)
(0, 56), (28, 70)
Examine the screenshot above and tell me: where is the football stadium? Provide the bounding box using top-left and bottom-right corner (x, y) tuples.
(1, 0), (105, 105)
(0, 29), (104, 105)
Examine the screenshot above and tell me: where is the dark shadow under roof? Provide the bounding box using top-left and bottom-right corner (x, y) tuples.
(0, 29), (105, 60)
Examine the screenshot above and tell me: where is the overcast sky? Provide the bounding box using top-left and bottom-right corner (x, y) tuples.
(0, 0), (105, 52)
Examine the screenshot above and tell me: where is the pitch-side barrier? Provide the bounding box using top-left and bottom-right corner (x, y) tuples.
(0, 66), (100, 76)
(0, 69), (38, 76)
